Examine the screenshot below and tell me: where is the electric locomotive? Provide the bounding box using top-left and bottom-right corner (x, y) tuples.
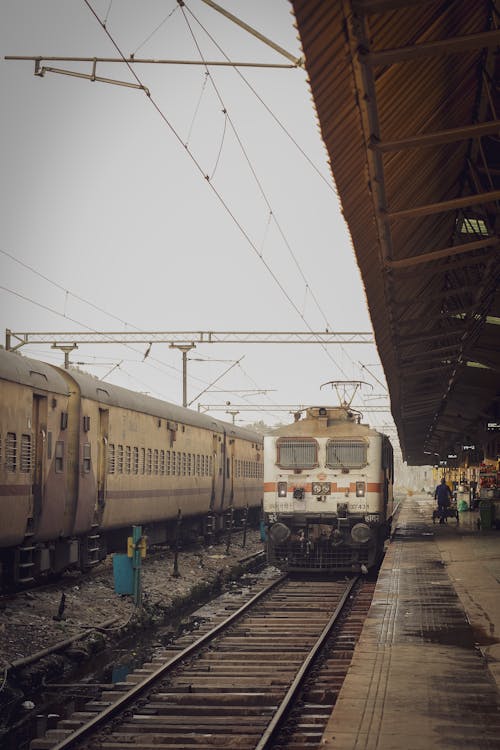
(263, 405), (394, 572)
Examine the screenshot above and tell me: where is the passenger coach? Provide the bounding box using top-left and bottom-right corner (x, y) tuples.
(0, 348), (263, 587)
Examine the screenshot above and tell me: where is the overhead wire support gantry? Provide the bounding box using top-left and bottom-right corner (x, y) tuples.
(4, 0), (304, 85)
(5, 329), (375, 408)
(5, 330), (374, 350)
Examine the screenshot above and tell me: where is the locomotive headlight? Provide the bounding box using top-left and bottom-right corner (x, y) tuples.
(356, 481), (366, 497)
(269, 522), (291, 543)
(351, 523), (373, 544)
(277, 482), (288, 498)
(322, 482), (331, 495)
(312, 482), (322, 495)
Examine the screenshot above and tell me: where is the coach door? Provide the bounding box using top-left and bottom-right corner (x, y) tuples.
(32, 394), (47, 526)
(228, 438), (235, 510)
(220, 435), (227, 512)
(97, 408), (109, 513)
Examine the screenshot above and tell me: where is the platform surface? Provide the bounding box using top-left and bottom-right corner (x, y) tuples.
(321, 493), (500, 749)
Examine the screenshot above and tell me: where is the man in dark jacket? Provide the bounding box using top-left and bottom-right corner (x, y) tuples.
(434, 478), (452, 523)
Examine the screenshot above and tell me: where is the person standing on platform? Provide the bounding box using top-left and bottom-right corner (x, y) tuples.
(434, 478), (452, 524)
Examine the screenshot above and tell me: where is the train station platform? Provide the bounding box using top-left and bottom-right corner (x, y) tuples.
(321, 492), (500, 750)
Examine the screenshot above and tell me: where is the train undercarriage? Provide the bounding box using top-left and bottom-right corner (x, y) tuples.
(265, 513), (390, 572)
(0, 505), (259, 591)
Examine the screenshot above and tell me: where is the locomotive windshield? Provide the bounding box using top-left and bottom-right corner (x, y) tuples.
(326, 439), (367, 469)
(277, 438), (318, 469)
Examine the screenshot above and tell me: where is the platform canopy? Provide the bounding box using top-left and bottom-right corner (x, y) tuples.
(292, 0), (500, 465)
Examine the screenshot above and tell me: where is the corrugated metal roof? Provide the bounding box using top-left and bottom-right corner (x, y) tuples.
(292, 0), (500, 464)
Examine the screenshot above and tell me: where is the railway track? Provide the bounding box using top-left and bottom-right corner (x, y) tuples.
(31, 574), (369, 750)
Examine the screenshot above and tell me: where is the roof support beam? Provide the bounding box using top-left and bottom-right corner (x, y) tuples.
(363, 29), (500, 66)
(398, 327), (465, 346)
(387, 190), (500, 220)
(393, 283), (478, 307)
(385, 237), (498, 269)
(401, 345), (462, 364)
(373, 120), (500, 153)
(400, 363), (455, 377)
(353, 0), (435, 12)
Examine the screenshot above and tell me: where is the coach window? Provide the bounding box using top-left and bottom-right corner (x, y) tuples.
(140, 448), (145, 474)
(83, 443), (91, 473)
(182, 452), (187, 476)
(117, 445), (124, 474)
(166, 450), (171, 475)
(6, 433), (16, 472)
(108, 444), (115, 474)
(133, 447), (139, 474)
(125, 446), (131, 474)
(160, 449), (165, 475)
(277, 438), (318, 470)
(55, 441), (64, 473)
(20, 434), (32, 473)
(326, 440), (367, 469)
(147, 448), (152, 475)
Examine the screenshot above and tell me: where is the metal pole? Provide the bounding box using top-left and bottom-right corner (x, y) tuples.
(242, 503), (248, 549)
(170, 344), (195, 407)
(182, 349), (188, 408)
(172, 509), (182, 578)
(132, 525), (142, 608)
(225, 506), (234, 555)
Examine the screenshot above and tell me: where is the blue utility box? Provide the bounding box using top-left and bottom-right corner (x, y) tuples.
(113, 553), (133, 595)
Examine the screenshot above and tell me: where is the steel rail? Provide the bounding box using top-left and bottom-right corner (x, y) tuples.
(49, 573), (287, 750)
(255, 575), (359, 750)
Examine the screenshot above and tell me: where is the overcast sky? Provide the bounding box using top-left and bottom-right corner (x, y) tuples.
(1, 0), (393, 432)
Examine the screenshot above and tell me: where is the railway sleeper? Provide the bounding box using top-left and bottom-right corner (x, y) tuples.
(143, 704), (277, 716)
(153, 691), (279, 705)
(125, 716), (270, 728)
(100, 737), (259, 748)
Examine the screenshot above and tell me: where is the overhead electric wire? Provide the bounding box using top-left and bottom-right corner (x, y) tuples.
(183, 3), (336, 195)
(0, 280), (213, 388)
(0, 248), (132, 329)
(83, 0), (350, 384)
(7, 3), (380, 420)
(84, 0), (380, 410)
(179, 4), (356, 382)
(182, 3), (386, 398)
(182, 5), (333, 332)
(185, 70), (209, 146)
(180, 9), (382, 404)
(0, 249), (279, 417)
(131, 3), (179, 57)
